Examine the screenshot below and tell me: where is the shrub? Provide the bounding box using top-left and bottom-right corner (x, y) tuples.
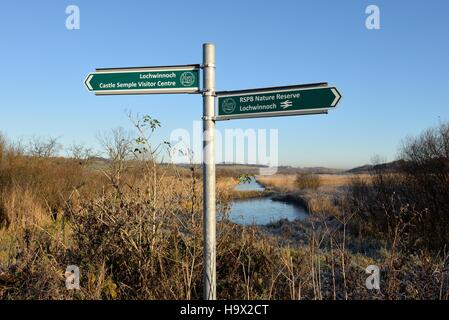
(350, 121), (449, 253)
(0, 135), (105, 230)
(295, 173), (321, 190)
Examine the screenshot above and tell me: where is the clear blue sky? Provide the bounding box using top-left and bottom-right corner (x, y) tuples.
(0, 0), (448, 169)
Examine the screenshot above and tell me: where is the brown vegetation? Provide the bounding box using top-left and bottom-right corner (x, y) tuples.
(294, 173), (321, 190)
(0, 121), (448, 300)
(349, 122), (449, 253)
(258, 173), (371, 192)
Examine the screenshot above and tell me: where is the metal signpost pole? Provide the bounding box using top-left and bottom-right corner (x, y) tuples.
(202, 43), (217, 300)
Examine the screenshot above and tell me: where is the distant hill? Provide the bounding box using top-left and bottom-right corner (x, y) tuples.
(346, 164), (373, 173)
(347, 160), (405, 174)
(296, 167), (344, 174)
(177, 163), (343, 174)
(268, 166), (343, 174)
(85, 159), (344, 175)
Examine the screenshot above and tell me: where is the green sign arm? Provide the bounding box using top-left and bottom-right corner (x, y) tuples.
(215, 84), (342, 121)
(84, 65), (200, 95)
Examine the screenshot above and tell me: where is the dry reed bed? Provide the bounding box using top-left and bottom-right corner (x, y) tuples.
(1, 122), (448, 300)
(1, 163), (446, 300)
(257, 173), (372, 192)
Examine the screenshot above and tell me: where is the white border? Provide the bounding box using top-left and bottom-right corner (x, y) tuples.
(94, 87), (199, 95)
(217, 86), (336, 98)
(214, 108), (330, 121)
(95, 65), (199, 74)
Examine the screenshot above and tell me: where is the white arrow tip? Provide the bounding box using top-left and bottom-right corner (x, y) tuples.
(330, 88), (341, 107)
(85, 74), (94, 91)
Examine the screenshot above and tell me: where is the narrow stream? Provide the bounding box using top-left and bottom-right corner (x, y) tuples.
(228, 177), (308, 225)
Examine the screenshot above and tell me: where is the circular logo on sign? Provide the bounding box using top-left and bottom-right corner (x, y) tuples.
(180, 72), (195, 87)
(222, 98), (236, 114)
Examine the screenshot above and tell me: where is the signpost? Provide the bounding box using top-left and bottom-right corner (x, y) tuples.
(84, 65), (200, 95)
(216, 83), (341, 120)
(85, 43), (342, 301)
(202, 43), (216, 300)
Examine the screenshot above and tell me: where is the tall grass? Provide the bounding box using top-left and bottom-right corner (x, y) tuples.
(295, 173), (321, 190)
(0, 136), (105, 229)
(349, 122), (449, 253)
(0, 122), (448, 300)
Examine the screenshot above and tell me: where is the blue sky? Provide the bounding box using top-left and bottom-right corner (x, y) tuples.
(0, 0), (448, 169)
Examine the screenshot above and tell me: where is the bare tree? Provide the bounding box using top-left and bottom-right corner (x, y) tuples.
(97, 127), (133, 187)
(68, 143), (96, 165)
(398, 121), (449, 251)
(28, 136), (61, 158)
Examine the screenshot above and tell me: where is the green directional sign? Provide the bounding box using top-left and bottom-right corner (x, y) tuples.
(85, 65), (200, 95)
(216, 84), (342, 120)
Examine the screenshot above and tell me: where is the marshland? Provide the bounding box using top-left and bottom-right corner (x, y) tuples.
(0, 118), (448, 300)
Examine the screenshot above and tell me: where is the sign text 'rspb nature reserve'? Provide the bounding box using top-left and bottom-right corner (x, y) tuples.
(217, 85), (341, 118)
